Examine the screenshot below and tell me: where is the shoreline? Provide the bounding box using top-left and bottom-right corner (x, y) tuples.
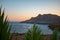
(20, 22), (49, 25)
(10, 33), (51, 40)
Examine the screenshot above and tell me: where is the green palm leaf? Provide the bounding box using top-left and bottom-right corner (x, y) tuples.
(0, 6), (11, 40)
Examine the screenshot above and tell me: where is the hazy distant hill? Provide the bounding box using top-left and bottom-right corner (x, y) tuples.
(21, 14), (60, 24)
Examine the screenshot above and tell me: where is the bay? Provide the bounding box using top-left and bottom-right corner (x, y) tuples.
(9, 22), (52, 35)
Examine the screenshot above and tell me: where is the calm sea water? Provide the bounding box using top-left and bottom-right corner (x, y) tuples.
(9, 22), (52, 35)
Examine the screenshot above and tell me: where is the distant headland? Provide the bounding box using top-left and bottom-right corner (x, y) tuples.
(20, 14), (60, 24)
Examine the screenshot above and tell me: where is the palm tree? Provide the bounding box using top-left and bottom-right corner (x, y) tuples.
(0, 6), (11, 40)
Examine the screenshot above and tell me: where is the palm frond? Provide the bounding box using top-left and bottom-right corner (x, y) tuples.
(24, 23), (43, 40)
(0, 6), (11, 40)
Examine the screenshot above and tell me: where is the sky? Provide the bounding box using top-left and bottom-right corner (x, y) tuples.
(0, 0), (60, 21)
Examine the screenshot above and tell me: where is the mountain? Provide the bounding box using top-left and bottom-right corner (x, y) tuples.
(21, 14), (60, 24)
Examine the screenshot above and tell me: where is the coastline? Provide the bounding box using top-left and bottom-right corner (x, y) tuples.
(20, 22), (49, 25)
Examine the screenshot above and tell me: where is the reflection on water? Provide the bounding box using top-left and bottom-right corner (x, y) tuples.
(9, 22), (52, 35)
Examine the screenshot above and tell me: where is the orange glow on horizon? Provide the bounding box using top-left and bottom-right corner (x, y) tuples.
(8, 14), (32, 21)
(6, 10), (60, 21)
(7, 13), (60, 21)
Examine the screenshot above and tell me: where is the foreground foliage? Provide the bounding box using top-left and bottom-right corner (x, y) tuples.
(24, 23), (43, 40)
(50, 29), (57, 40)
(0, 7), (11, 40)
(50, 29), (59, 40)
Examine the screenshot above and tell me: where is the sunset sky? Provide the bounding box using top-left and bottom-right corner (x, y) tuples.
(0, 0), (60, 21)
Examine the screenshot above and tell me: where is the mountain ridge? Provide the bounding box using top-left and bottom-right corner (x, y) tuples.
(21, 14), (60, 24)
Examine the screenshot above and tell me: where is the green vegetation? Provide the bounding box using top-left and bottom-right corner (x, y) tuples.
(50, 29), (59, 40)
(49, 23), (60, 40)
(0, 7), (11, 40)
(24, 23), (43, 40)
(50, 29), (60, 40)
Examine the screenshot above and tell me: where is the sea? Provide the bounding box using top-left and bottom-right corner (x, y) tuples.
(9, 22), (52, 35)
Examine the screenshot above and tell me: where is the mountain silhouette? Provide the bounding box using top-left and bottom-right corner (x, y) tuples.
(21, 14), (60, 24)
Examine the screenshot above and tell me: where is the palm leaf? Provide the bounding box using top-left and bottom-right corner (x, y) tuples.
(0, 6), (11, 40)
(24, 23), (43, 40)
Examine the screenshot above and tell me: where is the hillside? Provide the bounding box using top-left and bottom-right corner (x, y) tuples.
(21, 14), (60, 24)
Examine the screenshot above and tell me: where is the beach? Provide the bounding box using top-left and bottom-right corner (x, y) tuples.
(10, 33), (55, 40)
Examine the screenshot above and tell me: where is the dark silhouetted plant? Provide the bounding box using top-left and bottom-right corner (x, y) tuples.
(50, 29), (59, 40)
(0, 6), (11, 40)
(24, 23), (43, 40)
